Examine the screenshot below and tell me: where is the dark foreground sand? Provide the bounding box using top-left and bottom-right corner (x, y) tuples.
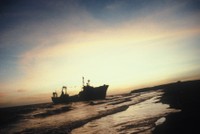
(152, 80), (200, 134)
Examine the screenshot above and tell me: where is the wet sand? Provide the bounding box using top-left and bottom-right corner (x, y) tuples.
(72, 94), (177, 134)
(1, 80), (199, 134)
(0, 103), (53, 127)
(0, 91), (170, 134)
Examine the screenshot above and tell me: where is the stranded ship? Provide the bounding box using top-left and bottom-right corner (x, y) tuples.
(51, 77), (109, 104)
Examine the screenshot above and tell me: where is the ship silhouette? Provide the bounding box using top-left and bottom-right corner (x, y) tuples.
(51, 77), (109, 104)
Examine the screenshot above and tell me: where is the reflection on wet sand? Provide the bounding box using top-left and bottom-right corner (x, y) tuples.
(0, 91), (178, 134)
(72, 93), (178, 134)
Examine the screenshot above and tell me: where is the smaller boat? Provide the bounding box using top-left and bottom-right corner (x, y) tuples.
(52, 86), (69, 103)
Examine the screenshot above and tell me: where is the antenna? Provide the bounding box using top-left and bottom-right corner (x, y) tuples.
(87, 80), (90, 86)
(65, 86), (67, 94)
(82, 77), (85, 87)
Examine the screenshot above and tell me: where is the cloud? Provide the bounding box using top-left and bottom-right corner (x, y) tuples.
(13, 5), (200, 85)
(14, 13), (200, 91)
(16, 89), (27, 93)
(105, 1), (125, 11)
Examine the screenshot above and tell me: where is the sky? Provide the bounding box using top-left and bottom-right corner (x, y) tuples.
(0, 0), (200, 107)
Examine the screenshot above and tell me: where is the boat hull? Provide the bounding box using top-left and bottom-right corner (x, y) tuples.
(51, 85), (109, 104)
(79, 85), (109, 101)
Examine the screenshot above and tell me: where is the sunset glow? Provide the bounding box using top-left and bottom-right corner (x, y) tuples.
(0, 0), (200, 107)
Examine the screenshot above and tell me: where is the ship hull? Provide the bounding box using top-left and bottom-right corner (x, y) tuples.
(79, 85), (109, 101)
(51, 85), (109, 104)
